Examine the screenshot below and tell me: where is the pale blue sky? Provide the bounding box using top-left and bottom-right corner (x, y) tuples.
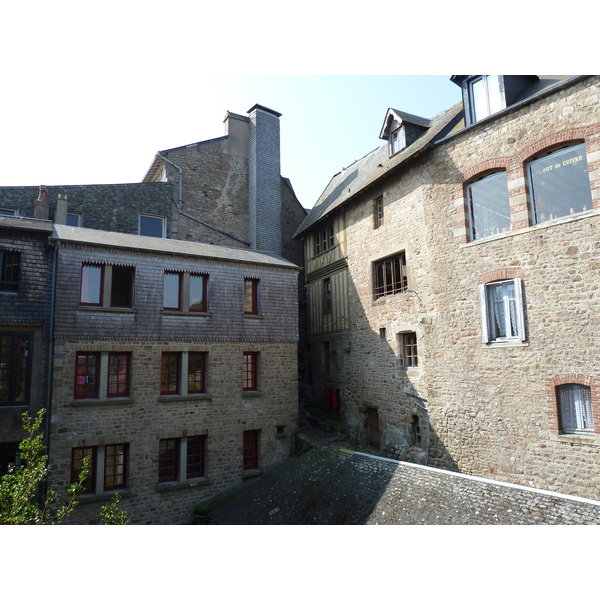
(0, 1), (584, 212)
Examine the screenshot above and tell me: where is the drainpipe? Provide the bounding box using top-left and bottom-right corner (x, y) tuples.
(156, 152), (250, 246)
(42, 237), (59, 497)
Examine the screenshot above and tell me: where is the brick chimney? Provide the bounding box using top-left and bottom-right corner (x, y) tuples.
(33, 185), (49, 220)
(247, 104), (282, 255)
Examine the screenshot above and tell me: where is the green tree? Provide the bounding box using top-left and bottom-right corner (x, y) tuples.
(0, 409), (128, 525)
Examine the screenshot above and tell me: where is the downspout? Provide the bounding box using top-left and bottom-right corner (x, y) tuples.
(156, 152), (250, 246)
(42, 237), (59, 496)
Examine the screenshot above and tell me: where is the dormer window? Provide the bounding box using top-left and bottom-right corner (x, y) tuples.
(379, 109), (430, 158)
(389, 125), (406, 156)
(469, 75), (505, 122)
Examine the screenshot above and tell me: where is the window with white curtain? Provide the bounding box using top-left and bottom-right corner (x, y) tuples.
(479, 279), (526, 343)
(557, 384), (594, 434)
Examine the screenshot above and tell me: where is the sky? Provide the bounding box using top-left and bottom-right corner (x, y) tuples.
(2, 2), (587, 212)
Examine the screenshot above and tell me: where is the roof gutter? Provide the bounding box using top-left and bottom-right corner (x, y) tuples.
(156, 152), (250, 247)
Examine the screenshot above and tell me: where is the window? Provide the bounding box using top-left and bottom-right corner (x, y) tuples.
(399, 332), (418, 368)
(243, 430), (259, 471)
(389, 126), (406, 155)
(374, 196), (384, 229)
(0, 250), (20, 292)
(139, 214), (166, 238)
(0, 332), (32, 405)
(187, 352), (207, 394)
(243, 352), (258, 391)
(160, 351), (208, 397)
(557, 384), (594, 435)
(71, 443), (128, 495)
(74, 352), (100, 399)
(469, 75), (505, 122)
(323, 278), (332, 314)
(373, 252), (407, 299)
(80, 263), (135, 308)
(0, 209), (18, 216)
(163, 271), (208, 313)
(527, 143), (592, 225)
(411, 416), (422, 446)
(66, 213), (81, 227)
(313, 225), (335, 256)
(74, 351), (131, 400)
(466, 172), (511, 240)
(159, 436), (206, 483)
(108, 352), (130, 397)
(161, 353), (180, 395)
(479, 279), (526, 343)
(244, 278), (260, 315)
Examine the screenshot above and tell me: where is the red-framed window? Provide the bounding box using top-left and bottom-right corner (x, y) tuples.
(161, 352), (180, 395)
(189, 274), (208, 312)
(187, 352), (207, 394)
(104, 443), (127, 491)
(158, 438), (179, 483)
(71, 446), (97, 494)
(243, 352), (258, 391)
(110, 266), (135, 308)
(80, 264), (104, 306)
(243, 430), (259, 470)
(108, 352), (130, 397)
(244, 278), (259, 315)
(0, 332), (32, 405)
(74, 352), (100, 398)
(186, 436), (206, 479)
(163, 271), (182, 310)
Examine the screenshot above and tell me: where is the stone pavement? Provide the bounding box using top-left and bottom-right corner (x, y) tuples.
(201, 426), (600, 525)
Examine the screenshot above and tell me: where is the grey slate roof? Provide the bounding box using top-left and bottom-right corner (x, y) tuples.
(293, 75), (583, 238)
(293, 102), (463, 237)
(51, 224), (300, 269)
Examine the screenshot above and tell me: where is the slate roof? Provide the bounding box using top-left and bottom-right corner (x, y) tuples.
(51, 224), (300, 269)
(293, 75), (583, 238)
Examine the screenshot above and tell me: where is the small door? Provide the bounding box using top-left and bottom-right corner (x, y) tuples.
(367, 408), (380, 449)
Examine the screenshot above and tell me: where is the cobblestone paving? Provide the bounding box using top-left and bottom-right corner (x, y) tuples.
(205, 428), (600, 525)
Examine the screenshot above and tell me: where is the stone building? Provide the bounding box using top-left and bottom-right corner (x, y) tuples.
(48, 226), (299, 524)
(295, 75), (600, 501)
(0, 104), (305, 523)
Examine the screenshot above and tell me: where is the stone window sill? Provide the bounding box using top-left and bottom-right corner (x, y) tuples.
(158, 394), (212, 403)
(162, 310), (212, 317)
(71, 397), (133, 407)
(78, 306), (137, 314)
(156, 478), (210, 493)
(78, 490), (130, 504)
(242, 391), (262, 398)
(552, 433), (598, 446)
(243, 314), (263, 320)
(242, 468), (262, 479)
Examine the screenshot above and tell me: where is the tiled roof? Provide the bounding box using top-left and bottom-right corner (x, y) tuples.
(51, 224), (300, 269)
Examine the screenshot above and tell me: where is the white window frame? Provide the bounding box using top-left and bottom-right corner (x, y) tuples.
(479, 278), (525, 343)
(66, 213), (82, 227)
(139, 214), (166, 238)
(0, 208), (18, 216)
(469, 75), (505, 123)
(389, 125), (406, 155)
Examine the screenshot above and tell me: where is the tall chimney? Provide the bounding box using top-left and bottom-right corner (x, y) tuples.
(33, 185), (49, 220)
(247, 104), (282, 255)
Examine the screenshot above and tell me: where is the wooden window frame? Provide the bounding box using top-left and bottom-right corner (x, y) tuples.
(374, 196), (384, 229)
(74, 352), (101, 399)
(243, 430), (259, 471)
(187, 352), (207, 394)
(0, 249), (20, 293)
(103, 443), (128, 491)
(243, 352), (258, 391)
(244, 278), (260, 315)
(158, 438), (179, 483)
(160, 352), (181, 395)
(479, 279), (526, 343)
(80, 263), (104, 306)
(107, 352), (131, 398)
(399, 332), (418, 369)
(80, 263), (134, 308)
(185, 436), (206, 479)
(0, 332), (32, 405)
(189, 273), (208, 313)
(373, 252), (407, 299)
(71, 446), (97, 495)
(163, 271), (182, 311)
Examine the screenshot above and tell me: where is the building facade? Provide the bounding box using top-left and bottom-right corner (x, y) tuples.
(296, 75), (600, 501)
(0, 104), (305, 523)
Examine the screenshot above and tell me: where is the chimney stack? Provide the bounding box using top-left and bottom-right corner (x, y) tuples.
(33, 185), (49, 220)
(247, 104), (282, 255)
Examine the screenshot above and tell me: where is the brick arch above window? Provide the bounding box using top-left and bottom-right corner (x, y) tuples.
(478, 268), (522, 285)
(457, 159), (511, 185)
(515, 128), (591, 164)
